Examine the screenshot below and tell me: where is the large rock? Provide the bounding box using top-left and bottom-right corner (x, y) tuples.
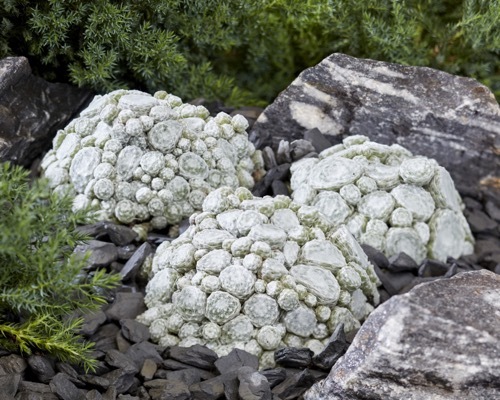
(304, 270), (500, 400)
(0, 56), (92, 167)
(250, 53), (500, 194)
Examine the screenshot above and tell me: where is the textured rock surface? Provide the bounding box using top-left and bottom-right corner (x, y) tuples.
(0, 57), (92, 167)
(304, 270), (500, 400)
(250, 53), (500, 194)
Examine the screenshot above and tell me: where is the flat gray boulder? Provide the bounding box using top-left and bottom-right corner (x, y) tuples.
(250, 53), (500, 194)
(304, 270), (500, 400)
(0, 56), (92, 167)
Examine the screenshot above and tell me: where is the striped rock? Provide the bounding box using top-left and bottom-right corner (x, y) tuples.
(250, 53), (500, 194)
(304, 270), (500, 400)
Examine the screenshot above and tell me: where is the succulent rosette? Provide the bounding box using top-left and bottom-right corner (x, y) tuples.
(40, 90), (264, 229)
(138, 187), (380, 369)
(290, 135), (474, 263)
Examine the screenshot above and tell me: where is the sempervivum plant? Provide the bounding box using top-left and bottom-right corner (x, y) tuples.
(137, 187), (380, 369)
(290, 135), (474, 264)
(41, 89), (264, 229)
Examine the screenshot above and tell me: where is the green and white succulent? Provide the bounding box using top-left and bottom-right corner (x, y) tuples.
(41, 90), (264, 229)
(290, 135), (474, 263)
(138, 187), (380, 369)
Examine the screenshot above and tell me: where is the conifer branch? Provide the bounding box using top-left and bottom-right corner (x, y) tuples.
(0, 162), (119, 371)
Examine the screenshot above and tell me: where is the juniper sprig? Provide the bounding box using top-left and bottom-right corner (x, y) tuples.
(0, 0), (498, 104)
(0, 162), (120, 372)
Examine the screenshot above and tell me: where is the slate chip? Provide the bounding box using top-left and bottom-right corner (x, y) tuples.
(77, 222), (138, 246)
(271, 179), (290, 196)
(27, 355), (55, 384)
(303, 128), (332, 153)
(361, 244), (390, 269)
(157, 362), (216, 381)
(312, 323), (349, 371)
(126, 342), (163, 369)
(290, 139), (316, 161)
(262, 146), (278, 169)
(120, 242), (153, 282)
(105, 349), (138, 374)
(214, 348), (259, 375)
(79, 374), (110, 390)
(463, 196), (483, 210)
(0, 391), (15, 400)
(105, 292), (147, 321)
(373, 265), (415, 295)
(0, 373), (20, 397)
(168, 345), (218, 370)
(466, 209), (498, 233)
(117, 244), (138, 260)
(74, 240), (119, 269)
(274, 348), (313, 368)
(102, 368), (136, 394)
(418, 259), (449, 277)
(276, 140), (292, 164)
(90, 323), (120, 352)
(252, 163), (291, 197)
(116, 331), (132, 353)
(10, 95), (499, 400)
(81, 310), (107, 336)
(260, 368), (287, 389)
(18, 380), (54, 394)
(140, 358), (158, 381)
(388, 252), (419, 272)
(0, 354), (28, 375)
(189, 376), (225, 400)
(238, 366), (272, 400)
(158, 380), (191, 400)
(120, 319), (151, 343)
(49, 373), (86, 400)
(485, 199), (500, 222)
(220, 370), (240, 400)
(85, 389), (103, 400)
(272, 369), (318, 400)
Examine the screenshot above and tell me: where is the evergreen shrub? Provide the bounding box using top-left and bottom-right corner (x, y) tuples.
(1, 0), (498, 105)
(0, 162), (120, 371)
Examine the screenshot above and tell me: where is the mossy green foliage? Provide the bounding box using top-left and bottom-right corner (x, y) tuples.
(0, 162), (120, 372)
(1, 0), (499, 105)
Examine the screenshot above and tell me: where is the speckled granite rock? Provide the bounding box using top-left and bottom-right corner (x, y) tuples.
(250, 53), (500, 194)
(0, 57), (92, 167)
(304, 270), (500, 400)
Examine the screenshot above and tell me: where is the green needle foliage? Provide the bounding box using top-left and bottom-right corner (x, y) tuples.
(0, 162), (120, 372)
(0, 0), (499, 105)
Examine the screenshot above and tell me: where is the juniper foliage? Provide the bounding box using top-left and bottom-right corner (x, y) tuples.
(1, 0), (498, 104)
(0, 162), (120, 372)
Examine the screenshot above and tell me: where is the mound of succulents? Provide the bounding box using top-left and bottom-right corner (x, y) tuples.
(137, 187), (380, 369)
(40, 90), (264, 229)
(290, 135), (474, 264)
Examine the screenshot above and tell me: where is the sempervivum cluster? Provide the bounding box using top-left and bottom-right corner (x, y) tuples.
(40, 90), (264, 229)
(290, 135), (474, 264)
(138, 187), (380, 369)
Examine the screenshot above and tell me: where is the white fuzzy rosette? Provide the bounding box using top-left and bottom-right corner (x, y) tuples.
(41, 89), (264, 229)
(138, 187), (380, 369)
(289, 135), (474, 263)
